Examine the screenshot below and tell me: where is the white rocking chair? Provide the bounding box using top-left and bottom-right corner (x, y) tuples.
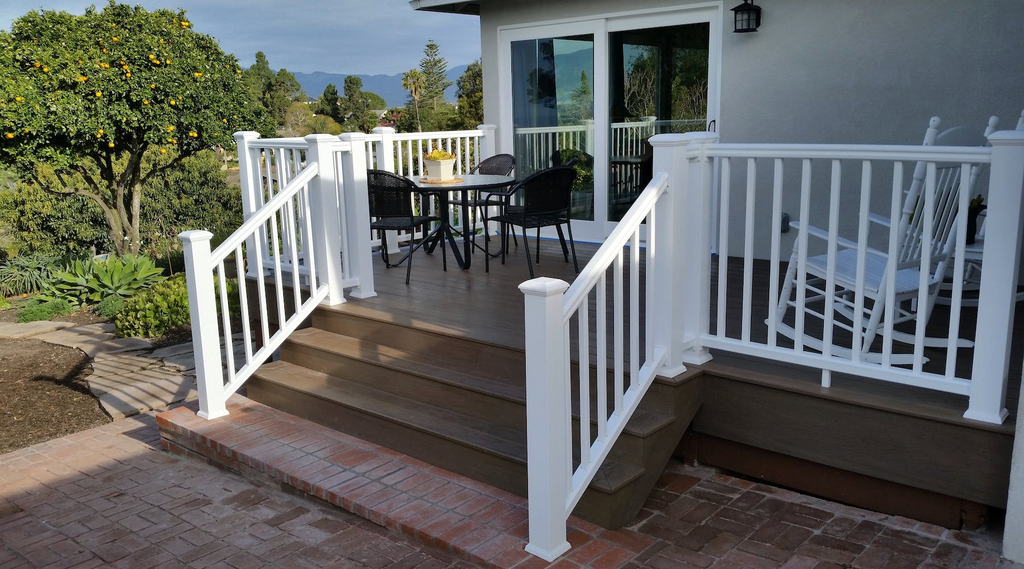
(773, 116), (983, 363)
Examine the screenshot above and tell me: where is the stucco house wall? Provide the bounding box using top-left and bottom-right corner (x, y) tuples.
(470, 0), (1023, 257)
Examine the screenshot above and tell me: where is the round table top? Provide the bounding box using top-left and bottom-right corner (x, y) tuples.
(409, 174), (515, 190)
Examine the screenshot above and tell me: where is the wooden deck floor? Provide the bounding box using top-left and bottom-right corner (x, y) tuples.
(340, 235), (1022, 425)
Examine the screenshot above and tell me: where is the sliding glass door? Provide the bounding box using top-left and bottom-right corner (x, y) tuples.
(511, 35), (595, 221)
(499, 7), (720, 240)
(608, 23), (710, 221)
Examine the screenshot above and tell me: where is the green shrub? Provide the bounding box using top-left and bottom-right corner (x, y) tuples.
(42, 255), (166, 306)
(0, 253), (61, 297)
(116, 275), (190, 338)
(116, 274), (241, 338)
(0, 297), (11, 310)
(95, 295), (125, 320)
(16, 299), (74, 323)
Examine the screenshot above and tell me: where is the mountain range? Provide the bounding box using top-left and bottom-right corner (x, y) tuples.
(294, 64), (470, 109)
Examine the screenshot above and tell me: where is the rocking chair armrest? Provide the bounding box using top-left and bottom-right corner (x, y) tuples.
(792, 221), (889, 259)
(867, 212), (892, 227)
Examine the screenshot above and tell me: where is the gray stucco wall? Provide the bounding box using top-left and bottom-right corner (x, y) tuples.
(473, 0), (1024, 257)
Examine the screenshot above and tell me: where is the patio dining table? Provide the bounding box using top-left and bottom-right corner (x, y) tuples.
(409, 174), (516, 270)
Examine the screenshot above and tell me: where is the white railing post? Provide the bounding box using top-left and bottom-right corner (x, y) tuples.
(372, 127), (402, 256)
(964, 130), (1024, 424)
(478, 124), (497, 160)
(339, 132), (376, 299)
(179, 230), (228, 420)
(234, 131), (262, 277)
(305, 134), (347, 305)
(583, 119), (595, 156)
(1006, 385), (1024, 562)
(520, 276), (571, 562)
(650, 132), (719, 369)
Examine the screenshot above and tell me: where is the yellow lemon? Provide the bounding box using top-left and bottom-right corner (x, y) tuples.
(95, 91), (102, 97)
(112, 37), (119, 42)
(15, 97), (23, 102)
(108, 142), (115, 148)
(125, 72), (131, 78)
(42, 66), (48, 72)
(4, 133), (13, 139)
(189, 131), (197, 137)
(160, 148), (167, 154)
(142, 100), (148, 105)
(167, 125), (174, 132)
(169, 100), (176, 106)
(33, 62), (40, 68)
(193, 72), (202, 77)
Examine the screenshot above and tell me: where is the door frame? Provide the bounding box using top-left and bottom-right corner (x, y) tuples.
(496, 3), (724, 242)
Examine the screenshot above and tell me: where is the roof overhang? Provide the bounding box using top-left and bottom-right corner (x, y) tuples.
(408, 0), (480, 15)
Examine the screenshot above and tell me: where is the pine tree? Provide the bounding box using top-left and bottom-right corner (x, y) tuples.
(419, 40), (453, 113)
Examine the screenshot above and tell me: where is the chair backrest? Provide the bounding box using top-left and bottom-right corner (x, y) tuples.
(894, 117), (988, 281)
(367, 169), (416, 218)
(551, 149), (594, 169)
(471, 154), (515, 176)
(516, 166), (577, 216)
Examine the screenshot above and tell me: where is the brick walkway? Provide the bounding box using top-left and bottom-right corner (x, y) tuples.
(1, 402), (1020, 569)
(0, 413), (476, 569)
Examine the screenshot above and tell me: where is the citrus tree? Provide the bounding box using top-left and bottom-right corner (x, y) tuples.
(0, 2), (273, 255)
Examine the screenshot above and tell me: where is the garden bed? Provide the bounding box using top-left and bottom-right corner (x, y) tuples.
(0, 335), (110, 454)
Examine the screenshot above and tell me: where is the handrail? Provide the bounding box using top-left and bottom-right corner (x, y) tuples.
(211, 162), (319, 265)
(391, 129), (484, 140)
(562, 172), (668, 316)
(708, 143), (991, 163)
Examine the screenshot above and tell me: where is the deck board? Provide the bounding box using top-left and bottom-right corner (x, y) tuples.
(340, 235), (1022, 423)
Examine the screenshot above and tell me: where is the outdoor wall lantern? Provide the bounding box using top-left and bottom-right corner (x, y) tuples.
(731, 0), (762, 33)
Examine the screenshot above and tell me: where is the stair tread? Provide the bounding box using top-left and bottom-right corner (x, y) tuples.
(254, 360), (646, 494)
(287, 327), (676, 437)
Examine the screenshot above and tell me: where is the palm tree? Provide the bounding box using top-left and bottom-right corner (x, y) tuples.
(402, 69), (425, 132)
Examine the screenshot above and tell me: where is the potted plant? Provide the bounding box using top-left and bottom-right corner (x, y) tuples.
(424, 148), (457, 181)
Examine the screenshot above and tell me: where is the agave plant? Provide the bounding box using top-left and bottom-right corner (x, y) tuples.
(0, 253), (60, 297)
(42, 255), (166, 305)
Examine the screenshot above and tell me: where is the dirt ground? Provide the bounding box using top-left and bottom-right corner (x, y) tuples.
(0, 336), (110, 454)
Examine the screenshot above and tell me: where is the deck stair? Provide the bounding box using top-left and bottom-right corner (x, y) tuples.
(247, 303), (702, 528)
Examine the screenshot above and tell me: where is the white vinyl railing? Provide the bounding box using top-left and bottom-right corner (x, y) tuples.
(520, 172), (670, 561)
(520, 129), (1024, 560)
(183, 133), (376, 419)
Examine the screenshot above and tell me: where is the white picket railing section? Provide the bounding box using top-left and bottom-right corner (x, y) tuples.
(513, 118), (707, 176)
(181, 161), (326, 419)
(519, 172), (670, 561)
(183, 134), (375, 418)
(520, 130), (1024, 559)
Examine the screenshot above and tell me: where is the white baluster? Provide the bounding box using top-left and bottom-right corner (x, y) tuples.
(234, 131), (261, 277)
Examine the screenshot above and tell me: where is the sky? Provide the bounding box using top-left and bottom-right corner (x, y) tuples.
(0, 0), (482, 76)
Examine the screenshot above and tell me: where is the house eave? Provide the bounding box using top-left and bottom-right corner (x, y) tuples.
(408, 0), (480, 15)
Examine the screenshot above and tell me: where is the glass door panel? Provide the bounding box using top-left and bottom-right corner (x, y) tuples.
(511, 35), (595, 221)
(607, 24), (709, 221)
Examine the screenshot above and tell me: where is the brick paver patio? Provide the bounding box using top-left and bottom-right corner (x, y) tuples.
(1, 398), (1020, 569)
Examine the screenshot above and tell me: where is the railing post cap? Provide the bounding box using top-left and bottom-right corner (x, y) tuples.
(338, 132), (368, 142)
(178, 229), (214, 242)
(649, 132), (720, 147)
(987, 130), (1024, 146)
(519, 276), (570, 296)
(372, 126), (396, 134)
(477, 123), (497, 131)
(233, 131), (260, 140)
(304, 133), (340, 143)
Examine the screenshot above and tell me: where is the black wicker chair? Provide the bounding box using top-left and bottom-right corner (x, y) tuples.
(367, 169), (444, 284)
(463, 154), (515, 251)
(489, 166), (579, 278)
